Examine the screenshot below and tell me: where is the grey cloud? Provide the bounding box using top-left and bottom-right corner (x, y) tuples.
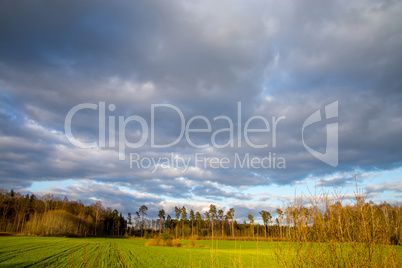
(0, 0), (402, 206)
(33, 180), (163, 215)
(192, 185), (252, 201)
(316, 177), (354, 187)
(365, 182), (402, 193)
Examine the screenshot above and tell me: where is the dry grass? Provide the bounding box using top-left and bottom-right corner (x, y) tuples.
(145, 234), (182, 247)
(189, 235), (198, 247)
(173, 239), (181, 247)
(274, 178), (401, 267)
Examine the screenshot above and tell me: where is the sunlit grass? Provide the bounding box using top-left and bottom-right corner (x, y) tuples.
(0, 236), (400, 267)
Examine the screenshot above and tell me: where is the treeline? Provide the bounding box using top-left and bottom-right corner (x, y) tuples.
(132, 200), (401, 246)
(0, 189), (127, 236)
(1, 189), (401, 245)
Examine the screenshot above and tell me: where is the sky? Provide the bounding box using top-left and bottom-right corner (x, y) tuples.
(1, 0), (401, 221)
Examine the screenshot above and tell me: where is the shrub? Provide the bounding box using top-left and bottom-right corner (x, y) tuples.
(145, 239), (157, 246)
(146, 233), (176, 247)
(189, 235), (197, 247)
(163, 239), (173, 247)
(173, 239), (180, 247)
(144, 231), (150, 239)
(160, 232), (172, 241)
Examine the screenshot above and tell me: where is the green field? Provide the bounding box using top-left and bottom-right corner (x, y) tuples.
(0, 237), (400, 267)
(0, 236), (279, 267)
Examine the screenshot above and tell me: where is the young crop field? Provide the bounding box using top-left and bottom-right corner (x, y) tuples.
(0, 236), (279, 267)
(0, 237), (400, 267)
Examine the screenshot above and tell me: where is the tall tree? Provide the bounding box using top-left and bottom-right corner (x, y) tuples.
(276, 208), (284, 239)
(127, 212), (132, 226)
(248, 213), (254, 238)
(112, 209), (119, 236)
(190, 209), (195, 237)
(139, 205), (148, 237)
(195, 211), (202, 235)
(209, 204), (217, 238)
(227, 208), (235, 237)
(181, 206), (187, 239)
(158, 209), (165, 235)
(127, 212), (132, 236)
(218, 209), (224, 237)
(165, 215), (172, 232)
(204, 211), (210, 236)
(260, 210), (272, 238)
(174, 206), (181, 239)
(135, 212), (141, 231)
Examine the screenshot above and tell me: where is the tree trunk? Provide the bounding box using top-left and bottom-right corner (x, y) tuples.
(211, 219), (214, 238)
(221, 220), (224, 237)
(159, 217), (162, 235)
(141, 215), (144, 237)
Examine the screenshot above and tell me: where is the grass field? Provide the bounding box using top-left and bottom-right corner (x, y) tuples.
(0, 236), (279, 267)
(0, 236), (400, 267)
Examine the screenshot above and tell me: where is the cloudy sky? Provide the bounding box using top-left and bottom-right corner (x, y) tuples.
(1, 0), (401, 220)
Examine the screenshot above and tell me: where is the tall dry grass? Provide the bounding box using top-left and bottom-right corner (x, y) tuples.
(274, 178), (401, 267)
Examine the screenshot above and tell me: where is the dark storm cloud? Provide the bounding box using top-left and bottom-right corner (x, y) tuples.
(0, 0), (402, 203)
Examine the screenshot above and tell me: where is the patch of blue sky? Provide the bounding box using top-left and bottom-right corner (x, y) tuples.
(0, 92), (22, 120)
(27, 179), (78, 193)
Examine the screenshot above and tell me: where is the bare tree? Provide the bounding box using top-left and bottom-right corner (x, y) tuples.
(190, 209), (195, 237)
(218, 209), (224, 237)
(209, 204), (217, 238)
(158, 209), (165, 235)
(276, 208), (284, 239)
(93, 201), (102, 236)
(260, 210), (272, 238)
(174, 206), (181, 239)
(181, 206), (187, 239)
(248, 212), (254, 238)
(226, 208), (235, 237)
(139, 205), (148, 237)
(204, 211), (210, 237)
(195, 211), (202, 235)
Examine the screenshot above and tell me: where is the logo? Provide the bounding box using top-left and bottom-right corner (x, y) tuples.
(302, 101), (338, 167)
